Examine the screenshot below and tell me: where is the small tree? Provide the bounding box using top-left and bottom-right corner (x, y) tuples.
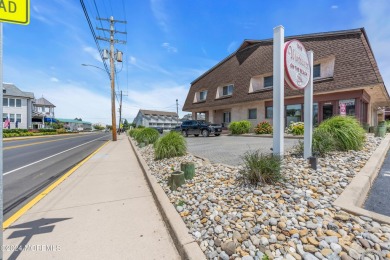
(93, 124), (105, 131)
(123, 119), (130, 130)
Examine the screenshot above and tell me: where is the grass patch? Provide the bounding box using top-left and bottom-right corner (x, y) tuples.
(134, 127), (160, 145)
(238, 150), (282, 185)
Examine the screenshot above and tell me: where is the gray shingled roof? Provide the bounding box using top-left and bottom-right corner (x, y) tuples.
(3, 83), (34, 99)
(34, 97), (56, 107)
(140, 109), (178, 117)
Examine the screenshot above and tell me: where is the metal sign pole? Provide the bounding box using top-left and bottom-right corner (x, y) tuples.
(304, 51), (314, 159)
(273, 25), (285, 156)
(0, 22), (4, 260)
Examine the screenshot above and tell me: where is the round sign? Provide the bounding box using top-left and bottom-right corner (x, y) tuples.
(284, 40), (310, 90)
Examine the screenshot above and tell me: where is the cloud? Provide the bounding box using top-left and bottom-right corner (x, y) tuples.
(150, 0), (169, 32)
(50, 77), (59, 82)
(123, 83), (189, 121)
(161, 42), (178, 53)
(128, 55), (172, 75)
(358, 0), (390, 88)
(83, 47), (102, 62)
(331, 5), (338, 9)
(227, 41), (238, 53)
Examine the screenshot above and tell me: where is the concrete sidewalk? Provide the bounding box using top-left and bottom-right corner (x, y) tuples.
(3, 134), (180, 260)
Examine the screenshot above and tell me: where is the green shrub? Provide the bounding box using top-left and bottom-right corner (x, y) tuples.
(287, 121), (304, 136)
(3, 129), (29, 134)
(316, 116), (365, 151)
(154, 131), (187, 160)
(56, 128), (67, 134)
(312, 128), (337, 156)
(238, 150), (282, 185)
(229, 120), (251, 135)
(135, 128), (160, 144)
(137, 125), (145, 128)
(254, 121), (273, 134)
(129, 128), (142, 138)
(37, 129), (57, 133)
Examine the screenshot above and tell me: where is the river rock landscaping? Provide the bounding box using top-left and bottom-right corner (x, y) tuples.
(134, 134), (390, 260)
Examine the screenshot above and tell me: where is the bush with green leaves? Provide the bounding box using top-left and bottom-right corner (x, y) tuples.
(128, 128), (142, 139)
(238, 150), (282, 185)
(316, 116), (365, 151)
(287, 121), (304, 136)
(154, 131), (186, 160)
(229, 120), (251, 134)
(135, 127), (160, 144)
(254, 121), (273, 134)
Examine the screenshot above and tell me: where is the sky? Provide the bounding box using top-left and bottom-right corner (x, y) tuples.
(2, 0), (390, 125)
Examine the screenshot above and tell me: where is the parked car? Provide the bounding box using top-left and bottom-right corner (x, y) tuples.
(180, 120), (222, 137)
(151, 126), (163, 134)
(171, 125), (182, 132)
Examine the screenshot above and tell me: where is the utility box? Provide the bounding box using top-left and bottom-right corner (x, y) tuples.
(116, 51), (123, 62)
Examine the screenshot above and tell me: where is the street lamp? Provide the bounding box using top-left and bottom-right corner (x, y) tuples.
(81, 63), (117, 141)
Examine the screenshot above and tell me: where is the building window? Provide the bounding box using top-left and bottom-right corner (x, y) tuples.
(3, 98), (8, 107)
(286, 104), (302, 127)
(313, 64), (321, 78)
(223, 112), (231, 123)
(264, 76), (273, 88)
(16, 114), (21, 123)
(222, 84), (233, 96)
(3, 113), (7, 122)
(313, 103), (318, 126)
(339, 99), (355, 116)
(16, 99), (21, 107)
(248, 108), (257, 120)
(42, 106), (46, 112)
(9, 98), (15, 107)
(10, 114), (15, 123)
(266, 107), (273, 119)
(199, 91), (207, 101)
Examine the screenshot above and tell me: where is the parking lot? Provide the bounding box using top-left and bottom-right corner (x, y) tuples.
(185, 135), (299, 166)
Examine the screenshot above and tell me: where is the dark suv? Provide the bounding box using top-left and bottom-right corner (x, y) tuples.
(181, 120), (222, 137)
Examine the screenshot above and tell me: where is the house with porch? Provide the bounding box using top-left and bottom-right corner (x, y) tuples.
(183, 28), (390, 129)
(2, 83), (34, 129)
(32, 97), (56, 129)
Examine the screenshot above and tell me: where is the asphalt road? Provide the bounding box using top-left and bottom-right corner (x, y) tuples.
(364, 147), (390, 217)
(3, 133), (111, 219)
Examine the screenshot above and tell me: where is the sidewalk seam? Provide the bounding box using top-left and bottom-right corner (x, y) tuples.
(128, 137), (206, 260)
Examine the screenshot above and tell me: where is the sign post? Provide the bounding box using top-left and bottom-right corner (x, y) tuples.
(304, 51), (314, 159)
(0, 1), (30, 259)
(272, 25), (285, 156)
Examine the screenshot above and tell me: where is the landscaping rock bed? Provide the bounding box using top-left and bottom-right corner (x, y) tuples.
(135, 134), (390, 260)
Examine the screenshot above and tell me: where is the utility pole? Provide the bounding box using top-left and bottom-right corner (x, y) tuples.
(176, 99), (179, 125)
(117, 90), (128, 135)
(97, 16), (126, 141)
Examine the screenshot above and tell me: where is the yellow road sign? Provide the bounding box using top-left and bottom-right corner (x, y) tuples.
(0, 0), (30, 25)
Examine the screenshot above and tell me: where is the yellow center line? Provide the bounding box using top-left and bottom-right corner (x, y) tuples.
(3, 135), (95, 150)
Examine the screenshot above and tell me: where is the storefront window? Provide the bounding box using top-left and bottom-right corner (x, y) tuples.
(339, 99), (355, 116)
(313, 103), (318, 126)
(286, 104), (302, 127)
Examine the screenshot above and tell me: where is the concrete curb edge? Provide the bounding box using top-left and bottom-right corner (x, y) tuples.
(333, 134), (390, 224)
(128, 137), (206, 260)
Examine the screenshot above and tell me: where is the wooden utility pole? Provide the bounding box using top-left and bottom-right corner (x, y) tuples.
(97, 16), (126, 141)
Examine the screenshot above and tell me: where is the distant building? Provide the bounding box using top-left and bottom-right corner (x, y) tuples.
(133, 109), (179, 129)
(32, 97), (56, 129)
(56, 118), (92, 131)
(2, 83), (34, 129)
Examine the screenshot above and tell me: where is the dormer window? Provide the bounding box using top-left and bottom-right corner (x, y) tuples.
(264, 76), (273, 88)
(313, 64), (321, 78)
(199, 90), (207, 101)
(222, 84), (233, 96)
(194, 90), (208, 103)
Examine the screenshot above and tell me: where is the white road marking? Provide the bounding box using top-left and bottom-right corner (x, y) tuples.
(384, 174), (390, 177)
(3, 135), (108, 176)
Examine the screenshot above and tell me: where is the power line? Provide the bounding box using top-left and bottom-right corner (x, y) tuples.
(80, 0), (111, 79)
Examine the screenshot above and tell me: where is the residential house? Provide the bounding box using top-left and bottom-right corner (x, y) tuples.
(56, 118), (92, 131)
(2, 83), (34, 129)
(183, 28), (390, 128)
(133, 110), (179, 129)
(32, 97), (56, 129)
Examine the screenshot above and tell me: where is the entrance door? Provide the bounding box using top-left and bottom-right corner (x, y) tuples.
(323, 103), (333, 120)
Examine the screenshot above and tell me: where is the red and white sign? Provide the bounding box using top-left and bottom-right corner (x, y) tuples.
(340, 103), (346, 116)
(284, 40), (310, 90)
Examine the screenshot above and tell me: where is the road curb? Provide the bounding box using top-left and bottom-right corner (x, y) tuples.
(128, 137), (206, 260)
(333, 134), (390, 224)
